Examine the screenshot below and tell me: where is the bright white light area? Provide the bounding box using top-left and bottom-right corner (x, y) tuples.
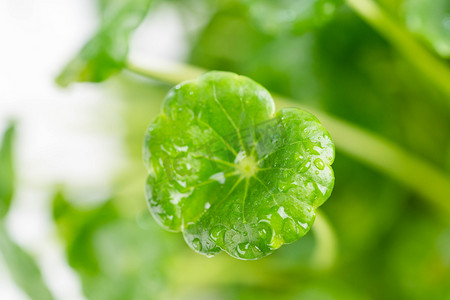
(0, 0), (188, 300)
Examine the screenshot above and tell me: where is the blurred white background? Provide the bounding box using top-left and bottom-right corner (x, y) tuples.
(0, 0), (188, 299)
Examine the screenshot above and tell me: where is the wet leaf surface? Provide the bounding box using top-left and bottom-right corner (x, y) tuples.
(144, 71), (335, 259)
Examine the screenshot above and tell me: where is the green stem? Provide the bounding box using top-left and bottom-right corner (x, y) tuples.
(124, 60), (450, 218)
(311, 211), (337, 270)
(345, 0), (450, 103)
(126, 60), (206, 86)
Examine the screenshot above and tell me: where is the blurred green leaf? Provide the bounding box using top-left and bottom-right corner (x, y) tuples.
(0, 224), (55, 300)
(386, 212), (450, 299)
(189, 5), (319, 103)
(190, 4), (272, 72)
(52, 190), (176, 300)
(403, 0), (450, 58)
(0, 123), (15, 219)
(52, 190), (118, 275)
(56, 0), (153, 86)
(241, 0), (343, 34)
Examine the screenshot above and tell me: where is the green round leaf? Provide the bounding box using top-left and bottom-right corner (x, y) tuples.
(144, 71), (335, 260)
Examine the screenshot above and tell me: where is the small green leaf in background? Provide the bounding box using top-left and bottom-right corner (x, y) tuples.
(144, 71), (335, 260)
(52, 190), (175, 300)
(0, 124), (55, 300)
(403, 0), (450, 58)
(0, 225), (55, 300)
(52, 190), (118, 276)
(56, 0), (153, 86)
(241, 0), (343, 35)
(0, 123), (15, 219)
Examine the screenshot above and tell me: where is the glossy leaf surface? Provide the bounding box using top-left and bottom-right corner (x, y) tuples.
(144, 71), (334, 260)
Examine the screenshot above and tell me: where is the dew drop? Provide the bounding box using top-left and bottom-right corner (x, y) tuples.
(314, 158), (325, 170)
(294, 151), (304, 162)
(237, 242), (250, 256)
(299, 161), (311, 173)
(278, 181), (289, 192)
(192, 238), (202, 251)
(236, 242), (263, 259)
(209, 226), (226, 245)
(282, 218), (299, 243)
(257, 221), (274, 244)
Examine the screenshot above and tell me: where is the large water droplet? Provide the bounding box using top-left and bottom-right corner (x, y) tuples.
(209, 225), (226, 246)
(236, 242), (263, 259)
(192, 238), (202, 251)
(314, 158), (325, 170)
(282, 218), (299, 243)
(257, 221), (274, 244)
(237, 242), (250, 257)
(294, 151), (304, 162)
(299, 161), (311, 173)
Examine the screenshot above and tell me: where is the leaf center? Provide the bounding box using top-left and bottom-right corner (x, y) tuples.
(235, 153), (258, 178)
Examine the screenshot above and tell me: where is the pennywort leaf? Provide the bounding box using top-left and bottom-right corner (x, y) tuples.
(56, 0), (152, 86)
(143, 71), (335, 260)
(0, 123), (15, 219)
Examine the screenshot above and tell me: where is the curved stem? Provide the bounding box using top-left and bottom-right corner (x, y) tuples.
(124, 58), (450, 218)
(345, 0), (450, 104)
(126, 59), (206, 85)
(311, 211), (337, 270)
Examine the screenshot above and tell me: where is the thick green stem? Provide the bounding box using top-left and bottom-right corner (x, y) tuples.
(311, 211), (337, 270)
(345, 0), (450, 104)
(125, 59), (450, 218)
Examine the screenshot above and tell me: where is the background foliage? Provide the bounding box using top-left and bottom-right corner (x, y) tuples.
(1, 0), (449, 299)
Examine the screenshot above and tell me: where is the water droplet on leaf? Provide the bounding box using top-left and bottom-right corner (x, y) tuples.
(210, 225), (226, 246)
(282, 218), (299, 243)
(237, 242), (263, 259)
(192, 238), (202, 251)
(299, 161), (311, 173)
(314, 158), (325, 170)
(257, 221), (274, 244)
